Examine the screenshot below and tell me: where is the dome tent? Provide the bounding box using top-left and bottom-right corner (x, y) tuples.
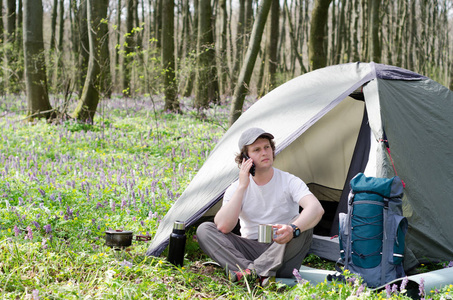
(146, 62), (453, 272)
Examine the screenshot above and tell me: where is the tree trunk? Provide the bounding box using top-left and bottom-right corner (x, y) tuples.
(182, 0), (195, 97)
(351, 0), (360, 61)
(98, 0), (111, 98)
(115, 0), (122, 92)
(395, 0), (406, 66)
(23, 0), (53, 120)
(228, 0), (273, 126)
(217, 0), (229, 95)
(5, 0), (16, 43)
(58, 0), (64, 52)
(195, 0), (219, 109)
(0, 0), (3, 44)
(261, 0), (279, 95)
(183, 0), (198, 97)
(16, 0), (23, 46)
(72, 0), (107, 122)
(122, 0), (135, 96)
(162, 0), (179, 112)
(334, 0), (346, 64)
(77, 0), (90, 95)
(368, 0), (381, 63)
(231, 0), (245, 87)
(154, 0), (162, 49)
(308, 0), (332, 70)
(50, 0), (58, 50)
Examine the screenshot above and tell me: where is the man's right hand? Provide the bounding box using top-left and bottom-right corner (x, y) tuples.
(238, 157), (252, 187)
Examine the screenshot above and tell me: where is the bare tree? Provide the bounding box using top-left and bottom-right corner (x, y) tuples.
(5, 0), (16, 44)
(23, 0), (53, 119)
(50, 0), (58, 50)
(229, 0), (273, 126)
(368, 0), (381, 63)
(260, 0), (279, 95)
(309, 0), (332, 71)
(72, 0), (108, 122)
(58, 0), (64, 52)
(217, 0), (229, 95)
(195, 0), (219, 109)
(162, 0), (179, 112)
(122, 0), (136, 96)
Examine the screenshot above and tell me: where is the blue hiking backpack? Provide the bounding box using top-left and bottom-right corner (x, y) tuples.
(338, 173), (407, 288)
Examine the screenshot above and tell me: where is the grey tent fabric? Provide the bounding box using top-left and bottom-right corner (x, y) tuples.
(146, 62), (453, 268)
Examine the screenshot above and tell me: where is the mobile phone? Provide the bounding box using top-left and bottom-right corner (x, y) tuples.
(243, 154), (256, 176)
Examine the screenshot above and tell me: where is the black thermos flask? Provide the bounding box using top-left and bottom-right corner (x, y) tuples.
(167, 220), (186, 266)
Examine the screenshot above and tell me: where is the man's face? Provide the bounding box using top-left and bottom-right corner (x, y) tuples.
(247, 138), (273, 170)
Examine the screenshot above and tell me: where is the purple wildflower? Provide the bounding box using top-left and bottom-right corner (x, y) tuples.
(356, 284), (365, 296)
(346, 276), (356, 284)
(32, 221), (40, 230)
(418, 278), (425, 297)
(120, 260), (133, 268)
(32, 289), (39, 300)
(445, 261), (453, 268)
(400, 276), (409, 292)
(44, 224), (52, 234)
(41, 238), (48, 250)
(391, 284), (398, 294)
(66, 206), (73, 218)
(292, 268), (305, 284)
(14, 225), (20, 237)
(26, 226), (33, 240)
(38, 188), (46, 197)
(385, 284), (392, 298)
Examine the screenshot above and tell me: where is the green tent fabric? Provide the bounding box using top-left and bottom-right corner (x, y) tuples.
(146, 62), (453, 273)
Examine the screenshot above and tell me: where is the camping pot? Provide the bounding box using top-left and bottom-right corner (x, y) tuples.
(104, 230), (151, 249)
(258, 224), (274, 243)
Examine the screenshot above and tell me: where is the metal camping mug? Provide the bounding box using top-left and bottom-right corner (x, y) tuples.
(258, 224), (274, 243)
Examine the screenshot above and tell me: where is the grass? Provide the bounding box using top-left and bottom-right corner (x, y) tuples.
(1, 95), (452, 299)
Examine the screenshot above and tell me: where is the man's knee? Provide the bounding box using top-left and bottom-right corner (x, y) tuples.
(196, 221), (217, 241)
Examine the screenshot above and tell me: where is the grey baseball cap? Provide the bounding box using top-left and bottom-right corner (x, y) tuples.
(238, 127), (274, 150)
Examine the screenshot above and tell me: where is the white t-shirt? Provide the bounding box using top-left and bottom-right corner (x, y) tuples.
(223, 168), (312, 239)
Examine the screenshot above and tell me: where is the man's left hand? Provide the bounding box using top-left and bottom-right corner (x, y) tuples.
(272, 224), (293, 244)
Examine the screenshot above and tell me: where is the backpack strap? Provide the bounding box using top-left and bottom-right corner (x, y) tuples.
(381, 197), (389, 285)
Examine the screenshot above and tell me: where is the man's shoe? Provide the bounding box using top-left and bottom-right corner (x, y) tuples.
(227, 268), (257, 283)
